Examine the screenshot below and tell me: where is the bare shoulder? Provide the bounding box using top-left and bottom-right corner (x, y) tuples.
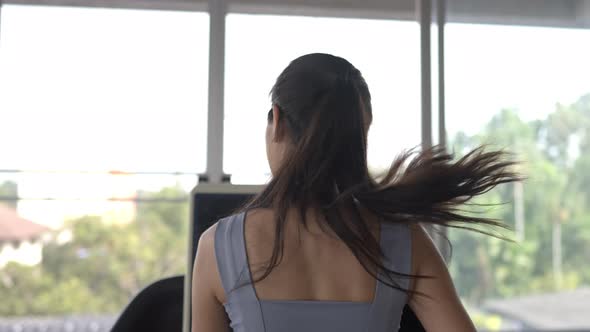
(199, 222), (218, 251)
(409, 223), (445, 275)
(192, 222), (225, 303)
(244, 208), (276, 238)
(409, 223), (435, 250)
(195, 221), (220, 266)
(191, 221), (231, 331)
(245, 208), (275, 226)
(243, 208), (277, 267)
(407, 224), (476, 331)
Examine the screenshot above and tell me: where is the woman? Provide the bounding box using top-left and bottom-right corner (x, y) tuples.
(192, 53), (519, 332)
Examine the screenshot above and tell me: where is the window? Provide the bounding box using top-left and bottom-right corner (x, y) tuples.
(446, 24), (590, 330)
(224, 14), (420, 183)
(0, 6), (209, 172)
(0, 5), (208, 318)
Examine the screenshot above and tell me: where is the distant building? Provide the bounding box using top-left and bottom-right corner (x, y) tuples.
(483, 287), (590, 330)
(17, 173), (137, 229)
(0, 204), (50, 268)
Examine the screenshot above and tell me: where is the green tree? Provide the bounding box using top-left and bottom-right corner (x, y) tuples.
(0, 185), (189, 316)
(450, 94), (590, 305)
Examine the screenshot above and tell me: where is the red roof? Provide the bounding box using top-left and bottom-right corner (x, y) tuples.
(0, 204), (49, 241)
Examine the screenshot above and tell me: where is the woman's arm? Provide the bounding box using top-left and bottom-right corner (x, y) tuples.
(408, 225), (476, 332)
(191, 225), (230, 332)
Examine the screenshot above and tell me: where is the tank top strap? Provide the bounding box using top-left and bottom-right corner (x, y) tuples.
(380, 222), (412, 291)
(214, 211), (253, 294)
(367, 222), (412, 332)
(214, 212), (266, 331)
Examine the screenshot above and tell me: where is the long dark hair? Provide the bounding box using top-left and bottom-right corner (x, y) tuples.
(243, 53), (520, 291)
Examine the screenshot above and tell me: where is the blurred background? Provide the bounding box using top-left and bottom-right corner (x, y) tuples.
(0, 0), (589, 331)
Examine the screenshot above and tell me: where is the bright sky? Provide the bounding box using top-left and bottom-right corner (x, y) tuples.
(1, 5), (590, 221)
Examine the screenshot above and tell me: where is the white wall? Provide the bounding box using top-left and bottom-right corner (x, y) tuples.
(0, 239), (43, 268)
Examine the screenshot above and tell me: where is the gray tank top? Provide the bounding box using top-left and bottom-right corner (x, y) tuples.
(214, 211), (411, 332)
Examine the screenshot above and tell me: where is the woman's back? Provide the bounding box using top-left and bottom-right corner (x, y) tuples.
(243, 208), (381, 303)
(214, 209), (411, 332)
